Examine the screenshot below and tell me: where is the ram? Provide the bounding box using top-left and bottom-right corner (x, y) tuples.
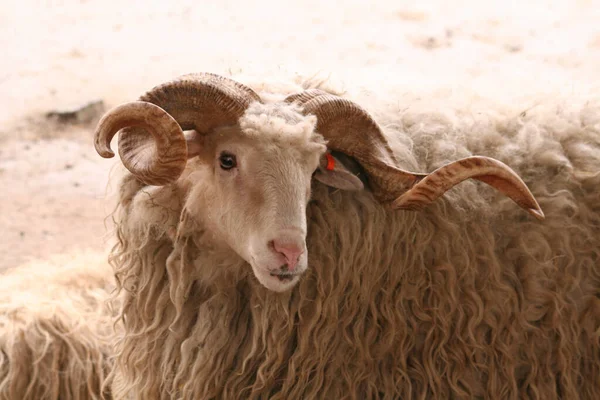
(94, 72), (600, 399)
(2, 72), (599, 399)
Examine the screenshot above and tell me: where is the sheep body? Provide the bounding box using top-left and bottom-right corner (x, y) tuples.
(108, 76), (600, 399)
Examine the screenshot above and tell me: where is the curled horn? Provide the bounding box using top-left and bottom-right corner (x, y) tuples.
(392, 156), (544, 220)
(94, 73), (261, 186)
(286, 91), (544, 220)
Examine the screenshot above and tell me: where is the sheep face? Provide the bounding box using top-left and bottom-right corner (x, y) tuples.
(185, 103), (327, 292)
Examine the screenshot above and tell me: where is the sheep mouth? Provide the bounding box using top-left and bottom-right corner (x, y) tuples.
(269, 270), (301, 282)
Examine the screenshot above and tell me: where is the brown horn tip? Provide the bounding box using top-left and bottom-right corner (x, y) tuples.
(93, 101), (187, 186)
(527, 207), (546, 220)
(392, 156), (545, 220)
(93, 101), (159, 159)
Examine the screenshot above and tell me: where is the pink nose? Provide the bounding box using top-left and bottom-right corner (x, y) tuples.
(271, 240), (304, 271)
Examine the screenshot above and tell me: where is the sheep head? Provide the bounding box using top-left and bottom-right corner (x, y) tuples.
(94, 73), (544, 292)
(94, 73), (332, 292)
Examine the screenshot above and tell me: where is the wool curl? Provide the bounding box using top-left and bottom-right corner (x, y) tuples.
(106, 77), (600, 399)
(2, 77), (598, 399)
(0, 252), (118, 400)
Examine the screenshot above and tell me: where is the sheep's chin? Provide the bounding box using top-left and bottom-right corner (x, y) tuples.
(251, 266), (302, 292)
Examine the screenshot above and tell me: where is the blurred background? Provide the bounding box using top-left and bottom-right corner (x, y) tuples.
(1, 0), (599, 270)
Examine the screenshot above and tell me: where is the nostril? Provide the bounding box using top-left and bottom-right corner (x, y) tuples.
(273, 242), (303, 261)
(271, 240), (304, 271)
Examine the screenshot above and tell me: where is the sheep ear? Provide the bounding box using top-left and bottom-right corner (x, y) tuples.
(314, 153), (365, 191)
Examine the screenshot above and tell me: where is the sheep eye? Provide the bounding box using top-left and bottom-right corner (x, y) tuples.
(219, 152), (237, 170)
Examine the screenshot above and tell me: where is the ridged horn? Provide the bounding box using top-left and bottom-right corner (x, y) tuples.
(392, 156), (544, 220)
(287, 91), (544, 220)
(285, 92), (423, 201)
(94, 72), (261, 186)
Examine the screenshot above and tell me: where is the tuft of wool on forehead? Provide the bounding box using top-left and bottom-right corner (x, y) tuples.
(239, 102), (322, 147)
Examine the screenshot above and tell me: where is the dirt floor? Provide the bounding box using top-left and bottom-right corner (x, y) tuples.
(1, 0), (599, 270)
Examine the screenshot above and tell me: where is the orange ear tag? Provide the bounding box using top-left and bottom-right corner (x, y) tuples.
(325, 153), (335, 171)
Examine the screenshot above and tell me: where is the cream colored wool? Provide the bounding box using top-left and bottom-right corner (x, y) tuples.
(0, 253), (118, 400)
(106, 76), (600, 399)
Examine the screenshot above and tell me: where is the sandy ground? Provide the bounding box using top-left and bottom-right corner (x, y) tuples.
(1, 0), (599, 270)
